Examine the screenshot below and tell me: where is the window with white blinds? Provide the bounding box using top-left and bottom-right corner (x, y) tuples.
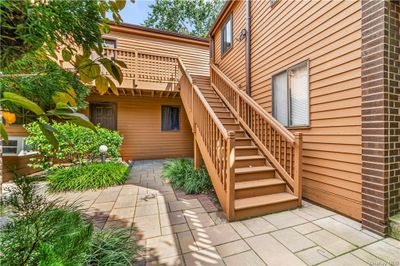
(272, 61), (309, 127)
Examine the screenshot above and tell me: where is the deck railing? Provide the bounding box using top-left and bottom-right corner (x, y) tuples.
(102, 47), (179, 84)
(178, 58), (236, 219)
(211, 64), (302, 199)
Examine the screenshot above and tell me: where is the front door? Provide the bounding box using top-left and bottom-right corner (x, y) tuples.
(89, 103), (117, 130)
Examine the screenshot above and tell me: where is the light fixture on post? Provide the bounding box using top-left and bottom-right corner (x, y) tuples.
(99, 145), (108, 163)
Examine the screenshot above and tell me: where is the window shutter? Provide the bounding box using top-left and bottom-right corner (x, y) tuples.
(289, 62), (309, 126)
(272, 72), (289, 127)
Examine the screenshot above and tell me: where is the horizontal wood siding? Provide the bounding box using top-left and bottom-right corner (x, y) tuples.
(213, 0), (362, 219)
(86, 95), (194, 160)
(105, 31), (210, 77)
(2, 155), (38, 182)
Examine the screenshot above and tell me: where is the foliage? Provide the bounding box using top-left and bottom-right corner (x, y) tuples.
(48, 162), (129, 192)
(0, 175), (139, 266)
(144, 0), (225, 38)
(162, 158), (212, 194)
(0, 0), (127, 145)
(25, 121), (123, 170)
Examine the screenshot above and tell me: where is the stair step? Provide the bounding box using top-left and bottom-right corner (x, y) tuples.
(224, 123), (241, 130)
(235, 145), (259, 156)
(235, 179), (286, 199)
(235, 155), (265, 167)
(234, 192), (298, 219)
(235, 166), (275, 175)
(235, 165), (275, 181)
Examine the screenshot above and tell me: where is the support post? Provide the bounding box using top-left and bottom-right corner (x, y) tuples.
(226, 131), (236, 220)
(193, 134), (202, 170)
(293, 132), (303, 205)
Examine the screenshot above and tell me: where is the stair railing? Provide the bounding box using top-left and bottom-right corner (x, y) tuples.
(211, 64), (302, 201)
(178, 58), (236, 219)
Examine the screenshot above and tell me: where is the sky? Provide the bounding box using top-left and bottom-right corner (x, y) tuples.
(118, 0), (154, 25)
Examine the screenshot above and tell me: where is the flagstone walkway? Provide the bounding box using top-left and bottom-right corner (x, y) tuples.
(39, 160), (400, 265)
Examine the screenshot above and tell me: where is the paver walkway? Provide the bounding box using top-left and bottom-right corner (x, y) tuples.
(25, 160), (400, 265)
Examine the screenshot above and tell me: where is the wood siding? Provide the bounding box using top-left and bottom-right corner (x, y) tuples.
(105, 28), (210, 77)
(86, 95), (194, 160)
(213, 0), (362, 220)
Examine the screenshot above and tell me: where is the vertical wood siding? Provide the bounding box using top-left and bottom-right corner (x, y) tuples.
(213, 0), (362, 219)
(86, 95), (194, 160)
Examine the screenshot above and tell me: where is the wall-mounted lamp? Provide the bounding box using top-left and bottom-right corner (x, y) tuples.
(237, 29), (247, 42)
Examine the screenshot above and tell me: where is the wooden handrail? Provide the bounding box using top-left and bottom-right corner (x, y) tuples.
(210, 63), (302, 197)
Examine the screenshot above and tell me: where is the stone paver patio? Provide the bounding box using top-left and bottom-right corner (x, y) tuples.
(25, 160), (400, 265)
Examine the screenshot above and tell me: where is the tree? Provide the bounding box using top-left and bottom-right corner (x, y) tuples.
(0, 0), (128, 145)
(144, 0), (225, 38)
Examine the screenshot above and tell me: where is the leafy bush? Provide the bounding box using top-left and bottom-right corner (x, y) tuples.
(25, 121), (123, 170)
(48, 162), (129, 192)
(162, 158), (212, 194)
(0, 176), (139, 266)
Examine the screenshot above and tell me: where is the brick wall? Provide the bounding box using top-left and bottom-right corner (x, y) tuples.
(361, 0), (400, 235)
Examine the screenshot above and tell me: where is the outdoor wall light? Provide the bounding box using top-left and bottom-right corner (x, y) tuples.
(99, 145), (108, 163)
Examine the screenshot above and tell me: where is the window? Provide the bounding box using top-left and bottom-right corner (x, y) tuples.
(2, 136), (35, 156)
(103, 39), (116, 48)
(221, 15), (233, 55)
(161, 106), (180, 131)
(272, 61), (309, 127)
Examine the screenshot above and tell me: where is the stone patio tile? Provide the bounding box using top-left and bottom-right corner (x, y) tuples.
(208, 211), (228, 225)
(162, 223), (190, 235)
(293, 205), (335, 221)
(138, 187), (148, 195)
(158, 202), (169, 214)
(352, 249), (387, 265)
(383, 237), (400, 249)
(89, 202), (114, 213)
(95, 191), (120, 203)
(263, 211), (308, 229)
(241, 217), (277, 235)
(135, 204), (158, 217)
(361, 229), (384, 240)
(178, 230), (198, 254)
(136, 194), (158, 206)
(113, 195), (137, 208)
(77, 190), (102, 200)
(363, 240), (400, 264)
(183, 247), (224, 266)
(319, 253), (369, 266)
(223, 250), (266, 266)
(160, 211), (186, 227)
(157, 193), (177, 203)
(306, 230), (356, 256)
(104, 218), (133, 229)
(146, 255), (184, 266)
(134, 214), (161, 239)
(293, 222), (321, 235)
(230, 221), (254, 238)
(169, 199), (202, 212)
(271, 228), (316, 252)
(109, 207), (135, 220)
(313, 217), (376, 247)
(246, 233), (306, 265)
(183, 207), (207, 214)
(331, 214), (362, 230)
(295, 246), (334, 265)
(216, 239), (250, 258)
(146, 234), (180, 260)
(119, 185), (139, 196)
(192, 224), (241, 249)
(185, 212), (215, 229)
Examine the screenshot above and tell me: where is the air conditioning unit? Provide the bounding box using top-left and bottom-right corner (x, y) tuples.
(2, 136), (35, 157)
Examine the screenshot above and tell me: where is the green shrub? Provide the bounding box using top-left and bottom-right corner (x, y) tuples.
(48, 162), (129, 192)
(0, 175), (140, 266)
(162, 158), (212, 194)
(25, 121), (123, 170)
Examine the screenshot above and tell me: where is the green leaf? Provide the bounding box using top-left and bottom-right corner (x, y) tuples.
(39, 123), (59, 150)
(95, 76), (109, 95)
(79, 58), (100, 83)
(62, 49), (72, 61)
(99, 59), (122, 84)
(57, 112), (97, 132)
(116, 0), (126, 10)
(0, 122), (8, 143)
(52, 92), (77, 107)
(114, 59), (127, 68)
(106, 77), (119, 95)
(2, 92), (44, 115)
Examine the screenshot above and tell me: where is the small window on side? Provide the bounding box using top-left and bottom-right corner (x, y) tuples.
(103, 39), (116, 48)
(161, 106), (180, 131)
(221, 14), (233, 56)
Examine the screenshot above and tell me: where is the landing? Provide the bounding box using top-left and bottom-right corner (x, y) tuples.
(7, 160), (399, 265)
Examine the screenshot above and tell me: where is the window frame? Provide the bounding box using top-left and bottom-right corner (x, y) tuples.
(2, 136), (36, 157)
(220, 13), (233, 57)
(161, 105), (180, 132)
(102, 38), (117, 49)
(271, 60), (310, 129)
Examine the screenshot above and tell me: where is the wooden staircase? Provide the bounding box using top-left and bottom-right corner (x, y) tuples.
(192, 75), (298, 219)
(177, 58), (303, 221)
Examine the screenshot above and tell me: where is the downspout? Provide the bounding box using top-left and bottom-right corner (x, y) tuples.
(245, 0), (251, 95)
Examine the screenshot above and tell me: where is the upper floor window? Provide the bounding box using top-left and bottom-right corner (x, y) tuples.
(161, 106), (180, 131)
(103, 39), (116, 48)
(221, 14), (233, 56)
(272, 61), (309, 128)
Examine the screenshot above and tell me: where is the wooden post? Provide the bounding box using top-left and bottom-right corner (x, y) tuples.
(191, 85), (195, 132)
(134, 50), (138, 86)
(226, 131), (236, 220)
(293, 132), (303, 206)
(194, 134), (202, 170)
